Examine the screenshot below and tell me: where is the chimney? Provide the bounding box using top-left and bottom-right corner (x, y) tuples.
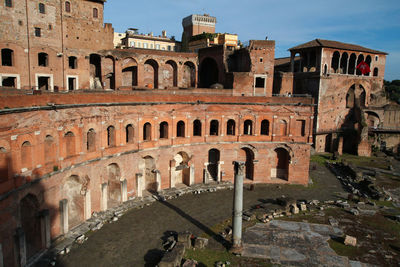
(162, 30), (167, 38)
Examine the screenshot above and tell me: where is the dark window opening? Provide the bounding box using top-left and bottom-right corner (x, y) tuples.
(107, 126), (115, 147)
(126, 124), (134, 143)
(87, 129), (96, 152)
(38, 52), (48, 66)
(159, 122), (168, 139)
(210, 120), (219, 136)
(244, 120), (253, 135)
(93, 8), (98, 18)
(177, 121), (185, 137)
(260, 120), (269, 135)
(373, 68), (378, 77)
(38, 76), (49, 90)
(193, 120), (202, 136)
(5, 0), (12, 7)
(255, 77), (265, 88)
(65, 1), (70, 12)
(331, 51), (340, 73)
(38, 3), (45, 13)
(34, 27), (41, 37)
(143, 123), (151, 141)
(297, 120), (306, 136)
(226, 119), (235, 135)
(68, 77), (76, 91)
(1, 48), (13, 66)
(2, 77), (16, 87)
(69, 56), (77, 69)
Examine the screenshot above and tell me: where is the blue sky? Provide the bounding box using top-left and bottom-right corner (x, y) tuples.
(104, 0), (400, 81)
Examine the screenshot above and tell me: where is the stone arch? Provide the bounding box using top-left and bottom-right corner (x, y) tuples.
(177, 120), (185, 137)
(199, 57), (219, 88)
(348, 53), (357, 75)
(365, 55), (372, 76)
(260, 119), (270, 135)
(359, 85), (366, 108)
(165, 60), (178, 87)
(87, 128), (96, 152)
(125, 124), (134, 143)
(144, 59), (159, 89)
(20, 193), (42, 260)
(173, 151), (190, 186)
(89, 54), (102, 89)
(183, 61), (196, 88)
(64, 175), (85, 230)
(366, 111), (380, 127)
(227, 119), (236, 135)
(21, 141), (33, 170)
(143, 122), (152, 141)
(107, 125), (116, 147)
(273, 146), (292, 180)
(44, 135), (56, 163)
(331, 51), (340, 73)
(244, 119), (253, 135)
(159, 121), (168, 139)
(121, 57), (138, 87)
(207, 148), (220, 181)
(209, 120), (219, 136)
(346, 85), (355, 108)
(240, 147), (255, 180)
(192, 119), (202, 136)
(107, 163), (122, 209)
(144, 156), (157, 193)
(340, 52), (348, 74)
(356, 54), (364, 75)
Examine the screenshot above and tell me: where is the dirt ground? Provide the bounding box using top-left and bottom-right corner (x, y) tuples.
(55, 163), (346, 267)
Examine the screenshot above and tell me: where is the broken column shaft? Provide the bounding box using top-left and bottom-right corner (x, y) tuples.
(232, 161), (245, 251)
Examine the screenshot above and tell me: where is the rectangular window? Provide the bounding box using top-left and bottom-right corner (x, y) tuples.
(130, 41), (135, 47)
(143, 43), (148, 49)
(5, 0), (12, 7)
(156, 44), (160, 50)
(93, 8), (98, 18)
(255, 77), (265, 88)
(39, 3), (45, 13)
(168, 45), (171, 51)
(35, 27), (41, 37)
(150, 44), (154, 49)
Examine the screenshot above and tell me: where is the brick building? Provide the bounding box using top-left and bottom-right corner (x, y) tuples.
(0, 3), (391, 267)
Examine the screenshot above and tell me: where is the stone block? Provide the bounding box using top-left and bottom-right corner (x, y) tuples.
(299, 203), (307, 211)
(177, 232), (192, 248)
(194, 237), (208, 249)
(159, 243), (185, 267)
(182, 259), (198, 267)
(290, 204), (299, 214)
(344, 235), (357, 246)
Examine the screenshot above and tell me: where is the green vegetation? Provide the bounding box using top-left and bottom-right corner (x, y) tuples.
(384, 80), (400, 104)
(328, 239), (362, 258)
(190, 33), (218, 42)
(310, 153), (333, 165)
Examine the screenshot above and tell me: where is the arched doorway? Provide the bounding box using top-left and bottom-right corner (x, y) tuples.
(240, 147), (254, 180)
(144, 156), (157, 192)
(89, 54), (102, 89)
(165, 60), (178, 87)
(64, 175), (84, 230)
(173, 152), (190, 186)
(200, 57), (219, 88)
(207, 149), (220, 181)
(121, 57), (138, 87)
(274, 148), (290, 180)
(20, 194), (42, 260)
(144, 59), (159, 89)
(107, 163), (121, 209)
(183, 61), (196, 88)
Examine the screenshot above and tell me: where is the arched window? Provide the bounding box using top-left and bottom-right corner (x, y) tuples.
(209, 120), (219, 136)
(44, 135), (55, 163)
(323, 64), (327, 75)
(38, 52), (48, 67)
(87, 129), (96, 151)
(1, 48), (13, 66)
(244, 120), (253, 135)
(38, 3), (45, 13)
(65, 1), (71, 12)
(93, 8), (98, 18)
(226, 119), (235, 135)
(21, 141), (32, 169)
(348, 53), (357, 75)
(359, 86), (366, 108)
(331, 51), (340, 73)
(68, 56), (77, 69)
(143, 122), (151, 141)
(193, 120), (202, 136)
(126, 124), (134, 143)
(346, 85), (355, 108)
(260, 120), (269, 135)
(356, 54), (364, 75)
(177, 121), (185, 137)
(340, 52), (348, 74)
(279, 120), (287, 136)
(159, 121), (168, 139)
(107, 126), (115, 147)
(373, 68), (378, 77)
(64, 132), (75, 157)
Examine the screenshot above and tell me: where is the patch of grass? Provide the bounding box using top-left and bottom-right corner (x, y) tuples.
(374, 200), (395, 208)
(200, 218), (231, 239)
(328, 239), (362, 258)
(184, 248), (237, 266)
(362, 214), (400, 238)
(310, 153), (332, 165)
(340, 154), (390, 170)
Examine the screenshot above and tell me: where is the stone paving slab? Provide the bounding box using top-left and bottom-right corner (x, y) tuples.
(242, 221), (375, 267)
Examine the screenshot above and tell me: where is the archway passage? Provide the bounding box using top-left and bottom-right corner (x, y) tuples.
(89, 54), (102, 89)
(144, 59), (159, 89)
(274, 148), (289, 180)
(174, 152), (190, 186)
(240, 148), (254, 180)
(107, 163), (122, 209)
(183, 61), (196, 88)
(64, 176), (84, 230)
(122, 66), (138, 87)
(200, 57), (219, 88)
(144, 156), (157, 193)
(207, 149), (220, 181)
(20, 194), (42, 260)
(165, 60), (178, 88)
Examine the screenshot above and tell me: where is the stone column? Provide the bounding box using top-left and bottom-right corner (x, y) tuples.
(0, 243), (3, 267)
(84, 190), (91, 220)
(59, 199), (68, 235)
(136, 173), (143, 197)
(155, 171), (161, 192)
(203, 163), (209, 184)
(121, 179), (128, 202)
(217, 161), (224, 182)
(189, 165), (195, 185)
(40, 209), (51, 249)
(101, 183), (108, 211)
(15, 227), (26, 267)
(231, 161), (245, 253)
(338, 136), (344, 155)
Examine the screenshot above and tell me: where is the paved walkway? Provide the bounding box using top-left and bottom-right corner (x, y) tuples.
(48, 164), (345, 267)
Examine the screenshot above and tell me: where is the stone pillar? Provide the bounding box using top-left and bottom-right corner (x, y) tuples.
(155, 171), (161, 192)
(60, 199), (68, 234)
(101, 183), (108, 211)
(189, 165), (195, 185)
(203, 163), (209, 184)
(290, 52), (295, 73)
(84, 190), (91, 220)
(0, 243), (3, 267)
(231, 161), (245, 253)
(217, 161), (224, 182)
(121, 179), (128, 202)
(170, 164), (176, 189)
(40, 209), (51, 249)
(136, 173), (143, 197)
(15, 228), (26, 267)
(338, 136), (344, 155)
